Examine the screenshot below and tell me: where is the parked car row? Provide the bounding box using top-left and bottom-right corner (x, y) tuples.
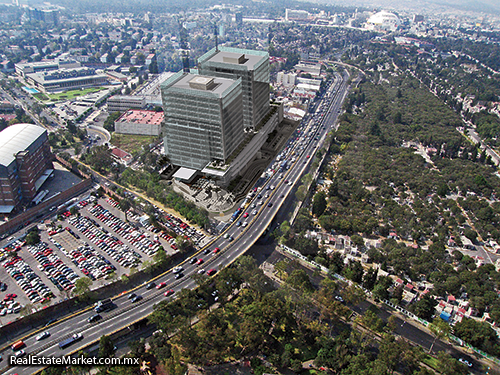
(88, 204), (160, 257)
(2, 255), (51, 304)
(68, 215), (140, 269)
(27, 242), (78, 292)
(161, 213), (205, 247)
(0, 239), (24, 262)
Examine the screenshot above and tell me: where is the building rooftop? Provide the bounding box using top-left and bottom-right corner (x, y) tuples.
(201, 47), (267, 71)
(0, 123), (46, 167)
(169, 73), (237, 97)
(116, 110), (164, 125)
(173, 167), (197, 181)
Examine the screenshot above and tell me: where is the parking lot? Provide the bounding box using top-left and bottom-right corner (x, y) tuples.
(0, 194), (208, 327)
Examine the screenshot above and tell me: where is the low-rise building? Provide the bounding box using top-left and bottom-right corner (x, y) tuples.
(107, 95), (146, 113)
(25, 67), (108, 93)
(114, 109), (163, 136)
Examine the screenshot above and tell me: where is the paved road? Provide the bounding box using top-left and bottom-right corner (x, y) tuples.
(265, 248), (486, 374)
(0, 71), (350, 375)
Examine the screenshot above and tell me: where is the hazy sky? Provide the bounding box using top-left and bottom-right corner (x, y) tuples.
(318, 0), (500, 15)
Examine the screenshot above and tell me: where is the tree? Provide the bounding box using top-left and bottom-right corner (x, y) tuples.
(428, 317), (451, 354)
(344, 260), (364, 283)
(98, 335), (115, 359)
(25, 229), (41, 246)
(411, 295), (437, 321)
(362, 267), (378, 290)
(73, 277), (93, 300)
(149, 332), (172, 363)
(119, 198), (132, 221)
(312, 191), (327, 217)
(285, 269), (314, 293)
(128, 339), (146, 359)
(295, 185), (307, 201)
(350, 234), (365, 249)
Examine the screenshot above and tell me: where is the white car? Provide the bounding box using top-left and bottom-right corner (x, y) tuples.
(173, 266), (183, 274)
(36, 331), (51, 341)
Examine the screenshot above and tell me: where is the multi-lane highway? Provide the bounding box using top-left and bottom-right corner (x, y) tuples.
(1, 71), (350, 375)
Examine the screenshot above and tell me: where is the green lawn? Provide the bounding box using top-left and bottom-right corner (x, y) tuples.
(33, 87), (106, 102)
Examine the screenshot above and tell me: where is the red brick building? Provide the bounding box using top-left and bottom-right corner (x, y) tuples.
(0, 123), (53, 214)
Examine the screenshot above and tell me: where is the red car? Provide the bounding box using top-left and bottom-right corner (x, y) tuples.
(156, 282), (167, 289)
(6, 293), (17, 298)
(207, 269), (217, 276)
(164, 289), (175, 297)
(196, 258), (204, 265)
(243, 213), (249, 218)
(213, 247), (220, 254)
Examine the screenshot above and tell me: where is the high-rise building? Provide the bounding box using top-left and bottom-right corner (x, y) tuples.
(161, 72), (244, 170)
(198, 47), (269, 130)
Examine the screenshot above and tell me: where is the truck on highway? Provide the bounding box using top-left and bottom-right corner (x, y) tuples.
(58, 333), (83, 349)
(230, 208), (242, 222)
(94, 299), (115, 313)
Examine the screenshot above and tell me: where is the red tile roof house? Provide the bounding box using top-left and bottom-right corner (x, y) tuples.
(111, 147), (133, 166)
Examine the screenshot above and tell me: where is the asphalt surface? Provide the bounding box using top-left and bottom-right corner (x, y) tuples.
(0, 71), (351, 375)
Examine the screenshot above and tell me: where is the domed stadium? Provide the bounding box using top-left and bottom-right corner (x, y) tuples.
(366, 11), (401, 31)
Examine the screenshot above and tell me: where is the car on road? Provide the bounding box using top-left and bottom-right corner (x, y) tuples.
(87, 314), (102, 323)
(207, 269), (217, 276)
(164, 289), (175, 297)
(128, 293), (137, 300)
(243, 213), (249, 218)
(196, 258), (204, 265)
(146, 282), (156, 290)
(131, 295), (143, 303)
(172, 266), (183, 274)
(213, 247), (220, 254)
(458, 358), (472, 367)
(35, 331), (50, 341)
(156, 282), (167, 289)
(14, 350), (25, 358)
(45, 318), (57, 327)
(197, 268), (206, 274)
(203, 248), (211, 255)
(228, 236), (234, 242)
(175, 273), (184, 280)
(267, 202), (273, 207)
(190, 257), (198, 264)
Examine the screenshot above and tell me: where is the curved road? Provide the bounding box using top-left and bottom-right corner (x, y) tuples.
(1, 72), (350, 375)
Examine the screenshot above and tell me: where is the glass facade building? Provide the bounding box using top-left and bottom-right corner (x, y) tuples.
(198, 47), (270, 130)
(161, 72), (244, 170)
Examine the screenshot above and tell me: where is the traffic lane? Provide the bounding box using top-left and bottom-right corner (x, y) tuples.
(351, 302), (482, 371)
(5, 71), (347, 370)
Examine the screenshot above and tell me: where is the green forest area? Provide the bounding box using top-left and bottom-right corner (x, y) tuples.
(284, 69), (500, 358)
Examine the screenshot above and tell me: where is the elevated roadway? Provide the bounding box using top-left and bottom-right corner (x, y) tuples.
(1, 71), (350, 375)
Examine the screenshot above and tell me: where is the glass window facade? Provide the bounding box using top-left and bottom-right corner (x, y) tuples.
(161, 73), (244, 170)
(198, 47), (270, 130)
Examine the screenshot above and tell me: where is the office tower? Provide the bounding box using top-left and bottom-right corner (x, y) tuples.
(198, 47), (270, 130)
(161, 72), (244, 170)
